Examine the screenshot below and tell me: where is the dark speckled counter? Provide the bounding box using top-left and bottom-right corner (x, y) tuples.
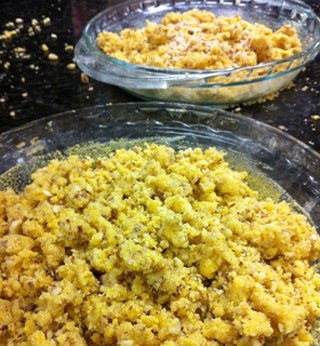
(0, 0), (319, 152)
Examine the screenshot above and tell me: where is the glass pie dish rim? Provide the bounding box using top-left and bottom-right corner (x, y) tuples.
(74, 0), (320, 89)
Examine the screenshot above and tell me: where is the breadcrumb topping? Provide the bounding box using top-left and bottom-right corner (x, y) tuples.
(0, 144), (319, 345)
(97, 9), (302, 70)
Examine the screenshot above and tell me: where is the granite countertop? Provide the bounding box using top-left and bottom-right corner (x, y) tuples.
(0, 0), (319, 151)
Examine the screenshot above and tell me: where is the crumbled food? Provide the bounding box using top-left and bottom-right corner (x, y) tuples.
(50, 33), (58, 40)
(3, 61), (10, 70)
(48, 52), (58, 61)
(64, 44), (74, 52)
(0, 29), (18, 41)
(97, 9), (302, 70)
(41, 43), (49, 52)
(81, 72), (89, 84)
(42, 17), (51, 26)
(31, 18), (39, 27)
(0, 143), (320, 346)
(5, 21), (15, 28)
(67, 62), (76, 70)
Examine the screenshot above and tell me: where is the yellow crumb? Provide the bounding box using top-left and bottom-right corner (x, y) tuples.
(67, 62), (76, 70)
(48, 53), (58, 61)
(41, 44), (49, 52)
(64, 44), (74, 52)
(97, 9), (302, 70)
(42, 17), (51, 26)
(0, 144), (319, 345)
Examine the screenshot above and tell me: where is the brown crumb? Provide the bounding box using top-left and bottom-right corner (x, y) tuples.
(81, 73), (89, 84)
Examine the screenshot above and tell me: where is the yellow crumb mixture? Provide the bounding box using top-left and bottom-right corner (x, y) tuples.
(97, 9), (302, 69)
(1, 144), (320, 346)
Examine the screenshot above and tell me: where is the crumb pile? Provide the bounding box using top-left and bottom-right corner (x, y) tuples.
(97, 9), (302, 69)
(1, 144), (320, 346)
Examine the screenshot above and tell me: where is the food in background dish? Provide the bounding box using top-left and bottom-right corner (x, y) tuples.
(1, 143), (319, 345)
(97, 9), (302, 70)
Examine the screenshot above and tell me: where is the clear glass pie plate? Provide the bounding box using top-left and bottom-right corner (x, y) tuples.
(75, 0), (320, 106)
(0, 102), (319, 231)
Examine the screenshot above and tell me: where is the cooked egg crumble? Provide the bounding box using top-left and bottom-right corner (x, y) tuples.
(1, 143), (320, 345)
(97, 9), (302, 70)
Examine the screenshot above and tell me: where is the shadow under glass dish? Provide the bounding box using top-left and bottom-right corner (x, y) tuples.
(0, 102), (319, 231)
(75, 0), (320, 106)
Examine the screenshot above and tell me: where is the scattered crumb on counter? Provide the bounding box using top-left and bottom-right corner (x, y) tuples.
(277, 125), (287, 131)
(50, 33), (58, 40)
(81, 72), (90, 84)
(4, 61), (10, 69)
(67, 62), (76, 70)
(42, 17), (51, 26)
(48, 52), (58, 61)
(41, 43), (49, 52)
(64, 44), (74, 52)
